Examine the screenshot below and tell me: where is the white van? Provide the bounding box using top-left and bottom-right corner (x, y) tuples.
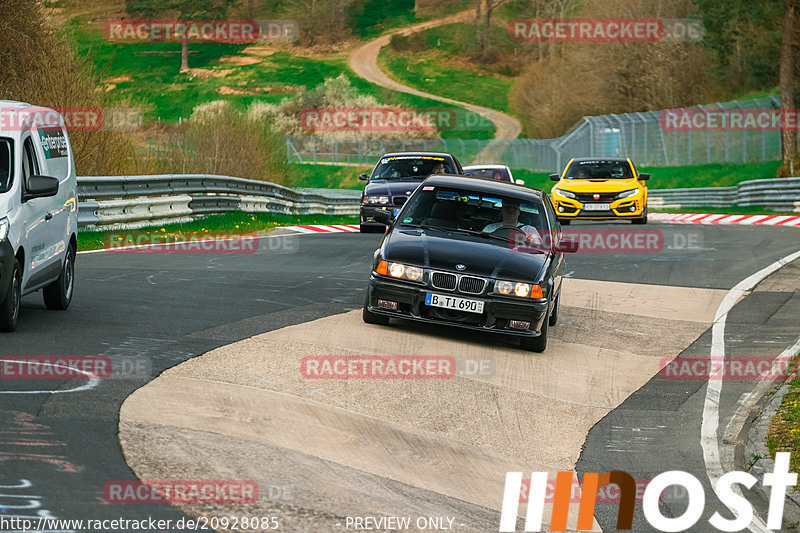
(0, 101), (78, 332)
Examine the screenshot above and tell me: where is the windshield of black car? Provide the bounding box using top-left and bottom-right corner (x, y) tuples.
(398, 187), (548, 251)
(564, 160), (634, 179)
(0, 138), (12, 194)
(371, 156), (454, 179)
(464, 168), (511, 182)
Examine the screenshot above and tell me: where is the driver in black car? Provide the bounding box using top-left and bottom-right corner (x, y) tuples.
(482, 199), (542, 246)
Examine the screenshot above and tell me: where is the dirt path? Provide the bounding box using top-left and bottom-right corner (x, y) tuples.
(348, 11), (522, 149)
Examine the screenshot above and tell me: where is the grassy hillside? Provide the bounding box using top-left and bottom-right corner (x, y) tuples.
(379, 23), (515, 115)
(65, 17), (493, 139)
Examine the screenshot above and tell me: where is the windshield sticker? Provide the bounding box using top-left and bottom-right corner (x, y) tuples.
(38, 128), (68, 159)
(386, 155), (445, 161)
(403, 217), (413, 223)
(423, 186), (434, 190)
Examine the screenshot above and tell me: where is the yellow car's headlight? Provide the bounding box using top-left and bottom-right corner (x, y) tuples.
(617, 189), (639, 199)
(555, 188), (577, 199)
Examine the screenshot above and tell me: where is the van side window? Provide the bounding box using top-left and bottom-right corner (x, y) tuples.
(0, 139), (12, 193)
(21, 137), (41, 192)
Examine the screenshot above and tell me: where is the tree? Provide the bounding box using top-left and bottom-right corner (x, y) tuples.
(474, 0), (512, 54)
(778, 0), (800, 176)
(125, 0), (237, 72)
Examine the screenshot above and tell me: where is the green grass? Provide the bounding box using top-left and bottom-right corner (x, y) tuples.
(639, 161), (781, 188)
(77, 211), (357, 251)
(768, 355), (800, 474)
(65, 17), (491, 136)
(379, 26), (514, 115)
(285, 161), (785, 191)
(291, 164), (366, 189)
(352, 0), (419, 40)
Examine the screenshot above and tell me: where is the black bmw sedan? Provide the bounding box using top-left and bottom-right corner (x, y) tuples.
(362, 174), (574, 352)
(359, 152), (464, 232)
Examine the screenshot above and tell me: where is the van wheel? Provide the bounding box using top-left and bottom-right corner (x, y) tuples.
(521, 316), (548, 352)
(43, 244), (75, 310)
(0, 259), (22, 332)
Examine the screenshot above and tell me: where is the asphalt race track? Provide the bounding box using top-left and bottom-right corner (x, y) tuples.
(1, 222), (799, 532)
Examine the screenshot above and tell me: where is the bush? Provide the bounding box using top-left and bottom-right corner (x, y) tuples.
(248, 74), (439, 139)
(390, 33), (427, 53)
(0, 0), (151, 176)
(158, 102), (290, 185)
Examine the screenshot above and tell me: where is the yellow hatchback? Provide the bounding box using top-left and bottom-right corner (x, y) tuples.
(549, 157), (650, 224)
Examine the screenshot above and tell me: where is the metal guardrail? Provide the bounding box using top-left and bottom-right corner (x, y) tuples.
(648, 177), (800, 211)
(77, 174), (361, 229)
(76, 174), (800, 229)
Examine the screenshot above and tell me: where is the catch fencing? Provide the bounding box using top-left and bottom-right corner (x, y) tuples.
(286, 96), (791, 171)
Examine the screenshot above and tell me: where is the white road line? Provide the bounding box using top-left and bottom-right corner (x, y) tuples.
(0, 359), (101, 395)
(701, 249), (800, 532)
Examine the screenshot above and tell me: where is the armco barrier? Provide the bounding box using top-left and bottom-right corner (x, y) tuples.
(76, 174), (361, 229)
(76, 174), (800, 229)
(647, 177), (800, 212)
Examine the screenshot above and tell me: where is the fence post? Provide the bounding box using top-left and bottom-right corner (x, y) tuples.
(718, 103), (729, 163)
(313, 136), (318, 165)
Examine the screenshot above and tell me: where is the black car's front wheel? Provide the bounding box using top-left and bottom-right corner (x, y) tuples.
(362, 293), (390, 325)
(548, 291), (560, 327)
(521, 312), (548, 352)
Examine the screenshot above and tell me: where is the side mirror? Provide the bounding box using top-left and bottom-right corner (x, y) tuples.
(638, 173), (650, 181)
(359, 173), (370, 181)
(515, 179), (525, 185)
(556, 236), (579, 253)
(24, 175), (59, 201)
(549, 173), (560, 181)
(373, 209), (393, 225)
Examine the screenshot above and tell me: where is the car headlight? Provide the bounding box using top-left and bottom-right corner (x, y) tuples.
(364, 196), (390, 205)
(495, 280), (544, 299)
(617, 189), (638, 199)
(376, 260), (423, 282)
(0, 217), (8, 241)
(555, 188), (576, 199)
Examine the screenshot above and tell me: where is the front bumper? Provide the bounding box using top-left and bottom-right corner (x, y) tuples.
(365, 275), (549, 337)
(360, 205), (398, 228)
(552, 196), (645, 220)
(0, 239), (14, 303)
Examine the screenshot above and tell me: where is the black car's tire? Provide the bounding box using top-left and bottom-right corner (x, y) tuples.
(548, 292), (560, 327)
(560, 219), (571, 226)
(43, 243), (75, 310)
(521, 312), (548, 352)
(0, 259), (22, 332)
(362, 294), (390, 325)
(632, 207), (648, 225)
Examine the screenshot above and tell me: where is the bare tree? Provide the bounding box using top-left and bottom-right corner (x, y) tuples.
(778, 0), (799, 177)
(474, 0), (512, 54)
